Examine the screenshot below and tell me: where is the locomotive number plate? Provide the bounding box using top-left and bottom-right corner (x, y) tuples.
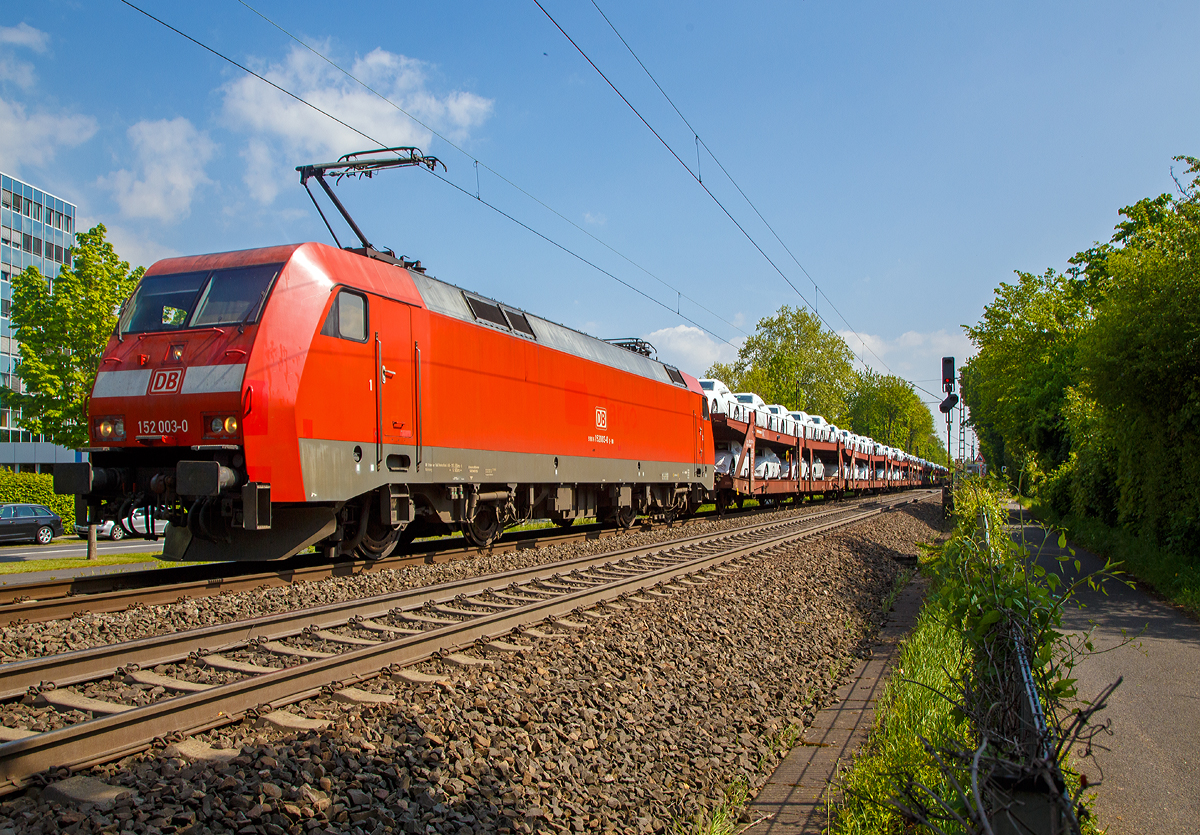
(138, 419), (189, 435)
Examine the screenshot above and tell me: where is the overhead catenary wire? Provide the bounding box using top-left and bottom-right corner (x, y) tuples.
(531, 0), (821, 314)
(562, 0), (933, 395)
(115, 0), (736, 350)
(231, 0), (749, 344)
(118, 0), (948, 408)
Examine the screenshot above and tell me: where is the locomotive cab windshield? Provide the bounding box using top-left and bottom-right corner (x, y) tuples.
(119, 263), (280, 334)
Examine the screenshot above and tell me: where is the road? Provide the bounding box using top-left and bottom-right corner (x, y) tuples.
(0, 537), (164, 562)
(1012, 505), (1200, 835)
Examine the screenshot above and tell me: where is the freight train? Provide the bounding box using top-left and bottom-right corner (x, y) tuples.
(53, 239), (942, 563)
(53, 149), (942, 562)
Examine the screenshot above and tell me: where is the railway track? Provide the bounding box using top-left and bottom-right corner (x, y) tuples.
(0, 492), (877, 626)
(0, 489), (935, 794)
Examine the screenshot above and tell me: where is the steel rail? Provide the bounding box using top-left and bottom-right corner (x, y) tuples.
(0, 494), (928, 701)
(0, 495), (854, 624)
(0, 491), (929, 791)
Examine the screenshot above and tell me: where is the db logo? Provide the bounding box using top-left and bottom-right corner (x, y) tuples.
(148, 368), (184, 395)
(595, 407), (607, 429)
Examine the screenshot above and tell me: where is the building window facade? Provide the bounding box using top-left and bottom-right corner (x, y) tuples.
(0, 172), (77, 455)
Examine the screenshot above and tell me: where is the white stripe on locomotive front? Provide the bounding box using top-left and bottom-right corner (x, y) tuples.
(93, 364), (246, 397)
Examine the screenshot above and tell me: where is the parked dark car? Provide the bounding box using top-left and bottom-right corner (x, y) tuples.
(0, 504), (65, 544)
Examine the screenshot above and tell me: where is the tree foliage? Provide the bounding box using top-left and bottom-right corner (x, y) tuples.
(847, 370), (943, 461)
(961, 269), (1091, 473)
(3, 224), (144, 449)
(964, 154), (1200, 551)
(705, 304), (857, 422)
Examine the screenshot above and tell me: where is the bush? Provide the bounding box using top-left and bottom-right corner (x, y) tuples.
(1041, 459), (1074, 518)
(0, 471), (75, 527)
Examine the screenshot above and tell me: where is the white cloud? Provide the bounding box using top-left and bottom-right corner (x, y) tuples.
(0, 55), (35, 89)
(583, 212), (606, 226)
(0, 96), (96, 168)
(0, 23), (49, 52)
(99, 118), (216, 222)
(240, 138), (279, 204)
(644, 324), (740, 378)
(0, 23), (48, 89)
(837, 327), (975, 394)
(223, 44), (493, 204)
(81, 218), (179, 271)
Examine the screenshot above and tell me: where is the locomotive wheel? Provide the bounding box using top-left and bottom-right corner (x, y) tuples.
(613, 506), (637, 530)
(462, 505), (501, 548)
(549, 511), (575, 529)
(356, 526), (400, 561)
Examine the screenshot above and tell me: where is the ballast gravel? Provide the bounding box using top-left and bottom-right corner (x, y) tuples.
(0, 498), (942, 835)
(0, 501), (894, 664)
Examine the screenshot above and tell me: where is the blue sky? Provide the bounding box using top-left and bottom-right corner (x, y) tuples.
(3, 0), (1199, 431)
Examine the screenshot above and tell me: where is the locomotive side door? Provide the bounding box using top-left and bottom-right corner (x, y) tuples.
(374, 299), (415, 463)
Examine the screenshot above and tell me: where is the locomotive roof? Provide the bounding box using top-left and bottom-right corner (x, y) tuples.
(407, 269), (692, 391)
(137, 243), (694, 392)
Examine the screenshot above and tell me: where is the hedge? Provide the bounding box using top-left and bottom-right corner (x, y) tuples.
(0, 471), (75, 527)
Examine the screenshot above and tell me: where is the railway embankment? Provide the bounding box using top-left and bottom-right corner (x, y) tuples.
(0, 498), (940, 833)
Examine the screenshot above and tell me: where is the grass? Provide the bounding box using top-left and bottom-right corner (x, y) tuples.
(827, 604), (970, 834)
(881, 567), (916, 614)
(0, 551), (171, 576)
(671, 777), (752, 835)
(1027, 497), (1200, 618)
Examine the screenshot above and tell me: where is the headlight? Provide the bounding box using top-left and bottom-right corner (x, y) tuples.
(223, 416), (238, 434)
(210, 417), (224, 433)
(94, 416), (126, 442)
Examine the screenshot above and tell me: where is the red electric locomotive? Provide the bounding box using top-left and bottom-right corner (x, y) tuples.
(55, 237), (714, 562)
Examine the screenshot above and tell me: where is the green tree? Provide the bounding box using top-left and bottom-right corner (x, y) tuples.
(704, 304), (857, 422)
(963, 154), (1200, 549)
(1074, 161), (1200, 543)
(3, 224), (144, 449)
(847, 370), (913, 445)
(961, 268), (1090, 475)
(847, 369), (945, 460)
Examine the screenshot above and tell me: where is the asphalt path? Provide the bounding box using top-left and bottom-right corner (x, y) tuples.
(1011, 504), (1200, 835)
(0, 537), (164, 562)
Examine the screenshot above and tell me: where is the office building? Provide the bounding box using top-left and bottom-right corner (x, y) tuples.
(0, 171), (83, 472)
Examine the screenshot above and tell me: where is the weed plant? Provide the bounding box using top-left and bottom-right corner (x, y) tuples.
(830, 477), (1123, 835)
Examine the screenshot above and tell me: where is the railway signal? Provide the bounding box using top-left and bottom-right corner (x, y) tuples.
(940, 357), (956, 473)
(942, 356), (955, 393)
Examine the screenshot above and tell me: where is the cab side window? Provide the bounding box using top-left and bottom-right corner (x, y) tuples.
(320, 290), (368, 342)
(0, 507), (12, 519)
